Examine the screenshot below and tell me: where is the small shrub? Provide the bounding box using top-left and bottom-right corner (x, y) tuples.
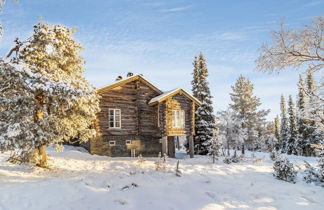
(136, 154), (145, 169)
(231, 155), (239, 163)
(303, 158), (324, 186)
(155, 152), (168, 171)
(303, 161), (319, 183)
(273, 156), (297, 183)
(270, 151), (278, 161)
(318, 158), (324, 183)
(223, 151), (240, 164)
(223, 157), (232, 164)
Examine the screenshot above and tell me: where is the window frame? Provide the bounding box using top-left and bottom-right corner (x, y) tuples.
(172, 109), (185, 128)
(108, 108), (121, 129)
(125, 140), (132, 145)
(109, 141), (116, 146)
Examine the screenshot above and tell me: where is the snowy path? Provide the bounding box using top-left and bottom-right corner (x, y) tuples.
(0, 147), (323, 210)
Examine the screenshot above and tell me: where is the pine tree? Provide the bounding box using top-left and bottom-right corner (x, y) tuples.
(191, 53), (215, 155)
(229, 75), (269, 154)
(3, 22), (100, 166)
(0, 59), (82, 165)
(287, 95), (298, 155)
(279, 95), (289, 153)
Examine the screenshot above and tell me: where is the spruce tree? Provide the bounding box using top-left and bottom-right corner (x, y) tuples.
(296, 75), (309, 156)
(305, 71), (323, 156)
(287, 95), (298, 155)
(274, 115), (281, 151)
(3, 22), (100, 166)
(279, 95), (289, 153)
(191, 53), (215, 155)
(229, 75), (269, 154)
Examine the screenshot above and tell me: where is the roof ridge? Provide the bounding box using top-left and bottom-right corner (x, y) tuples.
(149, 88), (201, 105)
(97, 74), (163, 94)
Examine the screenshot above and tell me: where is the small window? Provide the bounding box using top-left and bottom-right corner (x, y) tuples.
(109, 141), (116, 146)
(172, 110), (185, 128)
(108, 109), (121, 128)
(126, 140), (132, 145)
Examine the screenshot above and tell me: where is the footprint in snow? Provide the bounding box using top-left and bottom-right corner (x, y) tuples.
(121, 183), (139, 191)
(205, 191), (216, 200)
(114, 199), (128, 205)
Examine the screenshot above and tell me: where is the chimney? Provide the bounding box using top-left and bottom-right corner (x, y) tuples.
(115, 76), (123, 81)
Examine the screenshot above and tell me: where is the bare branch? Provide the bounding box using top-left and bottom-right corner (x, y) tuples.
(256, 16), (324, 74)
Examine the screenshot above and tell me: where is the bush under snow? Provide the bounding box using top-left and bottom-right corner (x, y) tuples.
(273, 156), (297, 183)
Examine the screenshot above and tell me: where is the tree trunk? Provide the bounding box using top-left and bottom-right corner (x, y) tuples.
(176, 136), (180, 150)
(189, 135), (194, 158)
(37, 144), (47, 168)
(241, 144), (245, 155)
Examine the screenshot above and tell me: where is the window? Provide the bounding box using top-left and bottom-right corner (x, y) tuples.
(125, 140), (132, 145)
(109, 109), (121, 128)
(109, 141), (116, 146)
(172, 110), (185, 128)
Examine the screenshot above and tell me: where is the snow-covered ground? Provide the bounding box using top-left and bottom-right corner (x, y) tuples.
(0, 147), (323, 210)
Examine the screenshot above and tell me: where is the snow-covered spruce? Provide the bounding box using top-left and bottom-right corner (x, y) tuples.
(273, 156), (297, 183)
(318, 158), (324, 183)
(270, 150), (279, 161)
(303, 161), (319, 184)
(279, 95), (289, 153)
(191, 53), (216, 155)
(303, 157), (324, 186)
(208, 123), (222, 163)
(287, 95), (298, 155)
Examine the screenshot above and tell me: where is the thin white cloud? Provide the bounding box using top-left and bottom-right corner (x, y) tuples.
(159, 6), (191, 13)
(304, 0), (324, 7)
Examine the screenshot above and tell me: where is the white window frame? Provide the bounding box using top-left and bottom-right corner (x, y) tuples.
(172, 110), (185, 128)
(125, 140), (132, 145)
(109, 141), (116, 146)
(108, 108), (121, 128)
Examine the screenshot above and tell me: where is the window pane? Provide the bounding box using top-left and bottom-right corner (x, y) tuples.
(181, 111), (185, 128)
(172, 111), (176, 128)
(109, 121), (114, 127)
(176, 110), (180, 127)
(115, 121), (120, 127)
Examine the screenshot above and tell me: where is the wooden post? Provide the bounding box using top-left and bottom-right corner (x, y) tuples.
(189, 135), (194, 158)
(161, 136), (168, 155)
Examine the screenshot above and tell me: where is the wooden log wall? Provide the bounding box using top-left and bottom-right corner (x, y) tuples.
(96, 80), (161, 137)
(161, 93), (194, 136)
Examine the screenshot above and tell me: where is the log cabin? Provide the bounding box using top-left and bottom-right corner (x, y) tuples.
(89, 74), (201, 158)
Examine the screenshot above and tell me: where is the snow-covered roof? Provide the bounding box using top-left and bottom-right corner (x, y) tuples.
(149, 88), (202, 106)
(98, 74), (163, 94)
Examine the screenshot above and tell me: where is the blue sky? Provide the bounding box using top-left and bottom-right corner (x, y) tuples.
(1, 0), (323, 120)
